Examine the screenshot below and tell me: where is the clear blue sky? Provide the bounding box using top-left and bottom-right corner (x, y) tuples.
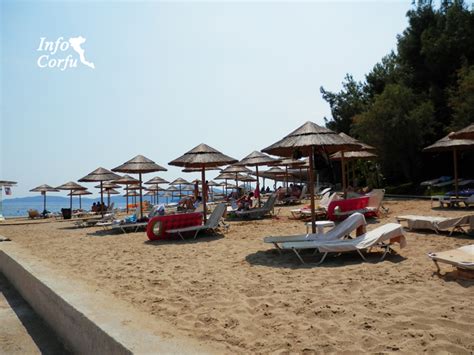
(1, 0), (410, 198)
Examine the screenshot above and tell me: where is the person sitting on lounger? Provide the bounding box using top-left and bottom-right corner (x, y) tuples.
(237, 192), (254, 211)
(178, 196), (201, 211)
(290, 184), (301, 198)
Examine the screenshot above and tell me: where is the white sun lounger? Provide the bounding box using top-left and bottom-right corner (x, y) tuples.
(280, 223), (406, 264)
(428, 245), (474, 273)
(396, 214), (474, 235)
(264, 212), (367, 250)
(167, 203), (228, 240)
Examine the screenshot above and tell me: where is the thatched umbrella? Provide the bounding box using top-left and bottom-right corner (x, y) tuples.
(237, 151), (280, 207)
(112, 155), (167, 219)
(145, 184), (164, 204)
(144, 177), (169, 206)
(169, 143), (237, 222)
(56, 181), (87, 210)
(95, 182), (120, 207)
(79, 167), (120, 216)
(105, 187), (120, 207)
(273, 157), (306, 188)
(30, 184), (60, 215)
(222, 164), (251, 197)
(215, 172), (244, 197)
(451, 123), (474, 140)
(331, 133), (375, 190)
(170, 178), (191, 198)
(166, 185), (178, 201)
(112, 174), (139, 213)
(262, 121), (360, 233)
(330, 150), (377, 188)
(423, 132), (474, 198)
(67, 189), (92, 209)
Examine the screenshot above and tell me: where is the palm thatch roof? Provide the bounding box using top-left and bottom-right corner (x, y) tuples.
(30, 184), (59, 192)
(56, 181), (87, 191)
(95, 182), (120, 189)
(169, 143), (237, 168)
(170, 177), (191, 185)
(144, 176), (169, 185)
(330, 151), (377, 160)
(112, 155), (167, 173)
(113, 174), (139, 185)
(262, 121), (361, 157)
(79, 167), (120, 182)
(423, 132), (474, 152)
(237, 151), (280, 166)
(68, 190), (92, 196)
(451, 123), (474, 140)
(222, 164), (252, 174)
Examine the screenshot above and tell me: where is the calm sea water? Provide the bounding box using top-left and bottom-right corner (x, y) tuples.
(1, 197), (178, 218)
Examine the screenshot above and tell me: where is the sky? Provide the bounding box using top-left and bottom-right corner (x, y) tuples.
(1, 0), (410, 198)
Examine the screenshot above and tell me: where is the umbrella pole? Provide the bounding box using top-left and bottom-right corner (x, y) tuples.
(309, 146), (316, 234)
(100, 181), (104, 217)
(107, 191), (110, 207)
(225, 179), (228, 197)
(256, 165), (261, 207)
(285, 166), (288, 189)
(139, 173), (143, 219)
(70, 190), (73, 210)
(43, 192), (46, 215)
(453, 148), (458, 198)
(79, 195), (82, 209)
(341, 151), (347, 199)
(126, 184), (129, 213)
(201, 168), (207, 223)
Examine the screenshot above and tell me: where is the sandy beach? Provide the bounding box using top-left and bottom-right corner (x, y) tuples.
(0, 199), (473, 354)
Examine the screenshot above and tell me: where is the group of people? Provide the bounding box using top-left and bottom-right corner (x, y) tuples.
(276, 184), (303, 201)
(91, 202), (107, 213)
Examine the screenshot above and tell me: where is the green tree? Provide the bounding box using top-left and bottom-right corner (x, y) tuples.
(448, 65), (474, 130)
(352, 84), (434, 183)
(320, 75), (367, 134)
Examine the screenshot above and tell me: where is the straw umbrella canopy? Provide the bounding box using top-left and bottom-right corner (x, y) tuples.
(123, 190), (139, 197)
(215, 172), (244, 196)
(262, 121), (360, 233)
(222, 164), (251, 196)
(78, 167), (120, 216)
(56, 181), (87, 210)
(423, 132), (474, 198)
(144, 177), (168, 206)
(272, 157), (306, 189)
(112, 174), (139, 213)
(237, 151), (280, 207)
(330, 133), (376, 189)
(30, 184), (59, 215)
(450, 123), (474, 140)
(170, 177), (191, 197)
(112, 155), (167, 219)
(67, 189), (92, 209)
(166, 185), (178, 200)
(169, 143), (237, 222)
(145, 176), (169, 185)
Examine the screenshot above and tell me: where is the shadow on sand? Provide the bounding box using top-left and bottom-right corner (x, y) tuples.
(144, 232), (225, 246)
(246, 248), (406, 269)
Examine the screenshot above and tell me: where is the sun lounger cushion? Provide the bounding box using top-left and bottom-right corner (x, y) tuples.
(281, 223), (406, 252)
(397, 215), (474, 232)
(428, 245), (474, 270)
(264, 212), (366, 244)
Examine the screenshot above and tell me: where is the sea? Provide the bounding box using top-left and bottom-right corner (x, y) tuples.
(0, 196), (177, 218)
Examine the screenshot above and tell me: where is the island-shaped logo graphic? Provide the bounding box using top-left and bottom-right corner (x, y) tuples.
(37, 36), (95, 71)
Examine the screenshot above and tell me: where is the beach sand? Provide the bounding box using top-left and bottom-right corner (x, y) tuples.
(0, 199), (473, 353)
